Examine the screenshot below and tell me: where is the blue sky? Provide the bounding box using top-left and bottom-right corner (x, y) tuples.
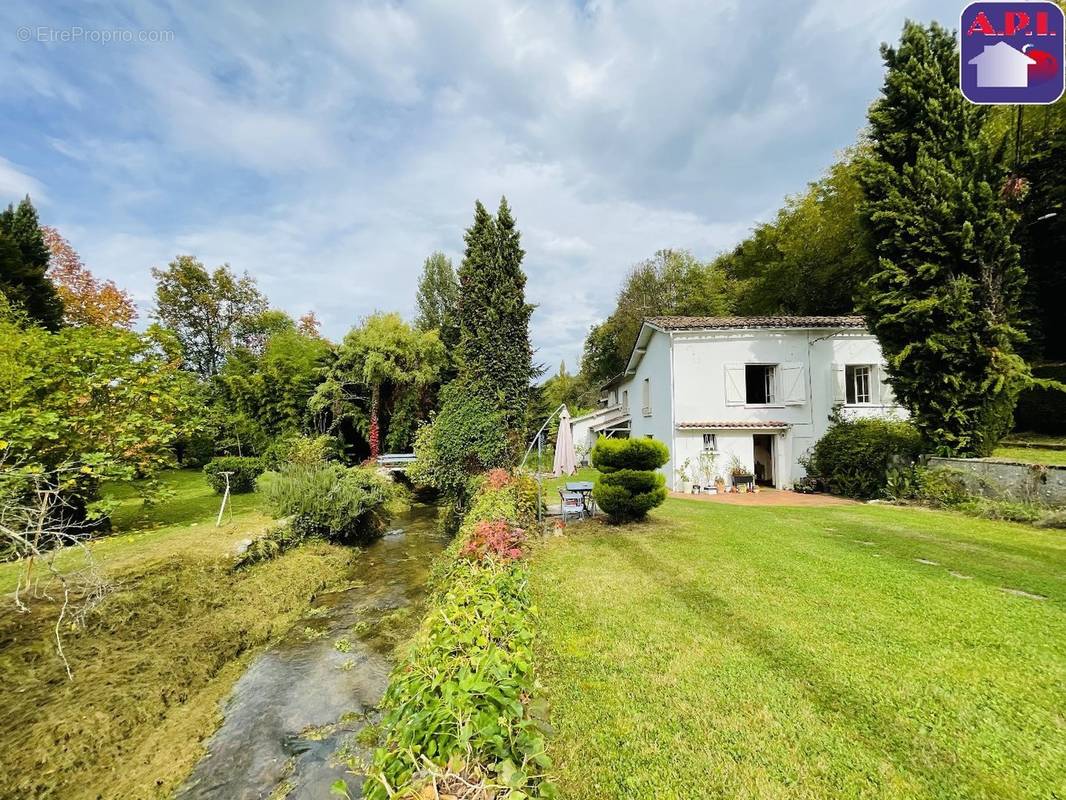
(2, 0), (962, 371)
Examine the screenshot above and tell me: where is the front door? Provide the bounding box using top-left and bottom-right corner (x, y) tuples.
(752, 434), (775, 487)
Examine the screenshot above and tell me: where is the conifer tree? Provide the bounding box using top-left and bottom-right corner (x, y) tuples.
(0, 197), (64, 330)
(859, 21), (1028, 456)
(456, 198), (535, 439)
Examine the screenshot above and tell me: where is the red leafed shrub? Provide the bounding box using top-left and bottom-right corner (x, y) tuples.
(484, 468), (512, 490)
(460, 519), (525, 562)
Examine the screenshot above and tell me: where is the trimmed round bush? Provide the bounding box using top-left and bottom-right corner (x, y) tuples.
(203, 456), (265, 494)
(591, 436), (671, 473)
(591, 437), (670, 522)
(805, 418), (922, 499)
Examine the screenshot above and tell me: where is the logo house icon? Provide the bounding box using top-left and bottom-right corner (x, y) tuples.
(960, 1), (1065, 104)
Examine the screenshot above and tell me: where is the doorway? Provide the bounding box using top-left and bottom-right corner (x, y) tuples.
(752, 434), (775, 487)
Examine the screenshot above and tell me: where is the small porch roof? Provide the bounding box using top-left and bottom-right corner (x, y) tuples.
(677, 420), (789, 430)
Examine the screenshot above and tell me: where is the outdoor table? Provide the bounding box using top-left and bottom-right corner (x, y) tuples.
(565, 481), (596, 516)
(732, 474), (755, 492)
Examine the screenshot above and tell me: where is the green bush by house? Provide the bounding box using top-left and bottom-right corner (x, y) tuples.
(591, 437), (669, 522)
(364, 471), (554, 799)
(202, 456), (264, 494)
(264, 463), (404, 544)
(805, 417), (922, 499)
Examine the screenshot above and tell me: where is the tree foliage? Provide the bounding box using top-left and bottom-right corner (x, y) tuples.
(0, 197), (63, 330)
(314, 312), (444, 458)
(415, 250), (459, 348)
(217, 326), (332, 442)
(580, 249), (732, 386)
(720, 154), (873, 316)
(457, 198), (536, 440)
(0, 306), (199, 483)
(151, 255), (268, 378)
(859, 21), (1029, 456)
(42, 226), (136, 329)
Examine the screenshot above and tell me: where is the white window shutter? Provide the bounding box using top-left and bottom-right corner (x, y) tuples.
(877, 365), (894, 406)
(830, 363), (845, 405)
(724, 363), (745, 406)
(781, 362), (806, 405)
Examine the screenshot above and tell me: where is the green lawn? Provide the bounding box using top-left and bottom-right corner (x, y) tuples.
(990, 445), (1066, 466)
(531, 497), (1066, 799)
(539, 466), (599, 499)
(0, 468), (272, 595)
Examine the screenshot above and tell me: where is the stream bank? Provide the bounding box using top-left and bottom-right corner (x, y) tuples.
(176, 502), (448, 800)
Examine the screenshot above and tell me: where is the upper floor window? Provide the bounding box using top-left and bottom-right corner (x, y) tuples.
(642, 378), (651, 415)
(846, 365), (873, 404)
(745, 364), (776, 405)
(621, 389), (629, 411)
(702, 433), (717, 452)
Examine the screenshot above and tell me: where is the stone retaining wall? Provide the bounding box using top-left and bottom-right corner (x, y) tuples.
(927, 457), (1066, 506)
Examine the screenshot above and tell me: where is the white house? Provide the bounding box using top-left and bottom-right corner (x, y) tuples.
(967, 41), (1036, 88)
(571, 316), (907, 490)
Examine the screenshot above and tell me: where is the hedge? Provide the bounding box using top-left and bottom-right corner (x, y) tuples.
(364, 471), (555, 799)
(202, 456), (264, 494)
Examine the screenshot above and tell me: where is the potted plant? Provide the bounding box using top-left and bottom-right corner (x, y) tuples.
(675, 458), (693, 494)
(729, 455), (754, 492)
(698, 450), (719, 494)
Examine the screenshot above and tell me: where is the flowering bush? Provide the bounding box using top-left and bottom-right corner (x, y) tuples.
(485, 467), (512, 490)
(460, 518), (525, 561)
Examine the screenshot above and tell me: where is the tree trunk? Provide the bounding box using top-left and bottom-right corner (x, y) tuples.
(369, 383), (381, 459)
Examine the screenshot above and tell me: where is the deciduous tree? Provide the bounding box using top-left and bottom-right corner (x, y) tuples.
(151, 255), (268, 378)
(42, 226), (137, 328)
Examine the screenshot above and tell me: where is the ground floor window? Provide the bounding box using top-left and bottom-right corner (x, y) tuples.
(702, 433), (717, 451)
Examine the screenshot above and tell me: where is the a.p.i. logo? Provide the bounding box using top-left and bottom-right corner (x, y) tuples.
(960, 1), (1065, 104)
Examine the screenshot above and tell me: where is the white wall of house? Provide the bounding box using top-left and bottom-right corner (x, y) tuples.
(603, 325), (904, 490)
(620, 326), (675, 476)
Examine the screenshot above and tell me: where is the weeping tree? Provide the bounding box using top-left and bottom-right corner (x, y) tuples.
(314, 312), (444, 459)
(859, 21), (1030, 456)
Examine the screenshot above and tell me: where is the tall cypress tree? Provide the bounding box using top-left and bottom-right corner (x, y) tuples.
(859, 21), (1028, 456)
(0, 196), (63, 330)
(457, 197), (535, 440)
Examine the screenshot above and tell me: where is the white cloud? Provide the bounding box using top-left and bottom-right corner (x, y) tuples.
(0, 157), (45, 201)
(0, 0), (965, 370)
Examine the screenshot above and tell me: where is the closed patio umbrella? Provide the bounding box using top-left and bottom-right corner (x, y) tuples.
(552, 405), (577, 477)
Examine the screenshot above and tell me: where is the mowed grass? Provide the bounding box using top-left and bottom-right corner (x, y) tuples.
(531, 498), (1066, 799)
(0, 468), (271, 595)
(0, 469), (354, 798)
(990, 445), (1066, 466)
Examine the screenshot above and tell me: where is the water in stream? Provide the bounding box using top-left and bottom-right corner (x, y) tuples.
(176, 503), (448, 800)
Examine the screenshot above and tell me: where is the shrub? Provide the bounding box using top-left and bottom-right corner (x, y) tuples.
(590, 436), (671, 473)
(408, 381), (511, 501)
(264, 463), (405, 543)
(233, 523), (301, 569)
(203, 456), (264, 494)
(459, 519), (525, 562)
(805, 418), (923, 499)
(365, 476), (553, 800)
(915, 467), (974, 509)
(261, 433), (341, 470)
(590, 437), (669, 522)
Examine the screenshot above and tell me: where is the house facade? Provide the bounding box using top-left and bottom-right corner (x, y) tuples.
(570, 316), (907, 490)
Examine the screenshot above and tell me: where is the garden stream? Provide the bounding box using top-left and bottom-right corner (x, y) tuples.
(176, 503), (448, 800)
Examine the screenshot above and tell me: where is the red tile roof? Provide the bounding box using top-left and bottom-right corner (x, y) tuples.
(647, 315), (865, 331)
(677, 421), (790, 429)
